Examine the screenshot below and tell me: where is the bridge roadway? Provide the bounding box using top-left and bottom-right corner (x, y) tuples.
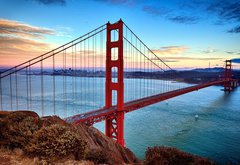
(65, 80), (229, 125)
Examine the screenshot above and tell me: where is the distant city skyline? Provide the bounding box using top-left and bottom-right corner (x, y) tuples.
(0, 0), (240, 69)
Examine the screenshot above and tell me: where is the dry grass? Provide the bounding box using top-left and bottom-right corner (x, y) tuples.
(0, 147), (94, 165)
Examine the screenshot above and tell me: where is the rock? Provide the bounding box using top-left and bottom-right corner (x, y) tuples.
(75, 124), (140, 164)
(0, 111), (140, 164)
(41, 115), (68, 127)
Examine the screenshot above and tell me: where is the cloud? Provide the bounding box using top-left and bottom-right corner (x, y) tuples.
(0, 19), (55, 39)
(231, 58), (240, 63)
(226, 51), (235, 54)
(152, 46), (189, 55)
(228, 25), (240, 33)
(0, 36), (51, 52)
(225, 50), (240, 55)
(94, 0), (136, 6)
(142, 6), (163, 16)
(207, 1), (240, 22)
(0, 36), (52, 67)
(162, 59), (179, 63)
(201, 47), (217, 54)
(207, 1), (240, 32)
(141, 1), (240, 32)
(0, 19), (56, 66)
(33, 0), (66, 5)
(168, 16), (199, 24)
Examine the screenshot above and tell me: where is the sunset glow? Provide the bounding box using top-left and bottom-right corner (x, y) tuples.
(0, 0), (239, 69)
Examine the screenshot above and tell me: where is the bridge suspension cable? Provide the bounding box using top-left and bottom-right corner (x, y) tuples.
(123, 22), (175, 72)
(0, 23), (107, 117)
(0, 23), (107, 79)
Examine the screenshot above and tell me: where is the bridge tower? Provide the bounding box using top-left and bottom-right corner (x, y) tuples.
(105, 20), (125, 146)
(224, 60), (232, 92)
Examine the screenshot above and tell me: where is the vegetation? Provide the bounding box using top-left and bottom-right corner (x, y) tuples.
(0, 111), (139, 164)
(145, 146), (214, 165)
(85, 149), (109, 164)
(25, 124), (87, 161)
(0, 111), (39, 148)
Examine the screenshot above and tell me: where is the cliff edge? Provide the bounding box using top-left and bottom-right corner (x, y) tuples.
(0, 111), (139, 164)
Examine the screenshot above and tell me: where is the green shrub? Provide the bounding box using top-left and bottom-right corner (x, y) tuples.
(25, 124), (87, 161)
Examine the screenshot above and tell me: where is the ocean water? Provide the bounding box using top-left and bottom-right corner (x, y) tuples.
(1, 75), (240, 164)
(95, 83), (240, 164)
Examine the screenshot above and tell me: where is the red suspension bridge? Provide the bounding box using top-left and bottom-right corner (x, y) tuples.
(0, 20), (238, 146)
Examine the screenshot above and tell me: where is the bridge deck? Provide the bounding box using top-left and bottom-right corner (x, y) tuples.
(65, 80), (228, 125)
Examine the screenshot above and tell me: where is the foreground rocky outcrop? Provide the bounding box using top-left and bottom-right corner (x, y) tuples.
(0, 111), (214, 165)
(0, 111), (139, 164)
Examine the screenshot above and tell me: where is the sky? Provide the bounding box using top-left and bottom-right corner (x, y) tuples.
(0, 0), (240, 69)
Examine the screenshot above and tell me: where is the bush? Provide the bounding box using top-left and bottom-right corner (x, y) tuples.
(86, 149), (109, 164)
(0, 112), (39, 148)
(145, 146), (214, 165)
(25, 124), (87, 161)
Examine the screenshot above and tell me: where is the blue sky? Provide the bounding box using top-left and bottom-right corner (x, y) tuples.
(0, 0), (240, 69)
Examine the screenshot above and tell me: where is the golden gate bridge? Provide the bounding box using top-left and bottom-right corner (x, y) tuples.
(0, 20), (238, 146)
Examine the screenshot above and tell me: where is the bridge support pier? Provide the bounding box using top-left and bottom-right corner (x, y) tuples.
(105, 20), (125, 146)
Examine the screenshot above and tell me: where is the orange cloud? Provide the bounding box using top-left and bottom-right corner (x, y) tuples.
(0, 37), (51, 52)
(0, 19), (56, 67)
(152, 46), (189, 55)
(0, 19), (55, 39)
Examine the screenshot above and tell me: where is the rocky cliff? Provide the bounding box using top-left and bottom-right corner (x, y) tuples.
(0, 111), (140, 164)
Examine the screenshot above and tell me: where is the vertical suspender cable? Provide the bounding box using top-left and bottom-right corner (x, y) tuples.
(62, 48), (65, 116)
(0, 72), (3, 110)
(73, 45), (77, 114)
(94, 31), (97, 107)
(84, 39), (86, 112)
(41, 57), (44, 116)
(92, 32), (95, 108)
(26, 67), (29, 109)
(53, 53), (56, 115)
(10, 74), (13, 109)
(64, 49), (67, 117)
(29, 62), (32, 110)
(72, 43), (74, 114)
(100, 28), (103, 106)
(15, 68), (18, 109)
(87, 37), (89, 111)
(0, 73), (3, 110)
